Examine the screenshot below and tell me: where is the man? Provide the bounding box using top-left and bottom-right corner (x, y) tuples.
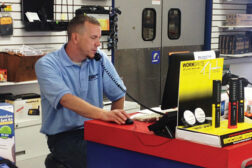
(35, 15), (129, 168)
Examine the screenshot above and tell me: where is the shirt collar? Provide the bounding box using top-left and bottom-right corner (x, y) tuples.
(59, 43), (90, 67)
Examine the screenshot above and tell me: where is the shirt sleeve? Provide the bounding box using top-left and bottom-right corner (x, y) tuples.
(35, 54), (72, 109)
(101, 52), (126, 101)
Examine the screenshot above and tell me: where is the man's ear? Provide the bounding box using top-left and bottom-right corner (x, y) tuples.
(71, 32), (79, 44)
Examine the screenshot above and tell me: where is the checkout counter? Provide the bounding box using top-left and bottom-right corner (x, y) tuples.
(84, 119), (252, 168)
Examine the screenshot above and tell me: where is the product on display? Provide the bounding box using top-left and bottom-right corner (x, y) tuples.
(0, 103), (15, 163)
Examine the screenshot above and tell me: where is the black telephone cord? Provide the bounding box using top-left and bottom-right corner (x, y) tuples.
(100, 61), (165, 116)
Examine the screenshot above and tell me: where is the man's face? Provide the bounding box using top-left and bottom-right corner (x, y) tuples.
(77, 22), (101, 59)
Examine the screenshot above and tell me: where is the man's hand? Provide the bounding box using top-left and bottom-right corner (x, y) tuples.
(60, 94), (129, 124)
(102, 109), (129, 125)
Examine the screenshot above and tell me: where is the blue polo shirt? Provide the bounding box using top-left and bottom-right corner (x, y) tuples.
(35, 45), (126, 135)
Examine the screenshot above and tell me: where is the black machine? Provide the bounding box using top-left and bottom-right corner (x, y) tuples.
(75, 6), (110, 35)
(149, 51), (220, 138)
(161, 51), (220, 110)
(161, 52), (195, 110)
(75, 5), (121, 50)
(148, 52), (197, 138)
(21, 0), (69, 31)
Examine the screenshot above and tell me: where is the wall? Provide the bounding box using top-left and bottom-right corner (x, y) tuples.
(0, 0), (111, 95)
(2, 0), (252, 91)
(211, 0), (252, 81)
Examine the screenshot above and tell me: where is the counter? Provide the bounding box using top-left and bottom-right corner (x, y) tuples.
(84, 119), (252, 168)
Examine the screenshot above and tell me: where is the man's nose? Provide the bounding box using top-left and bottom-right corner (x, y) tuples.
(96, 40), (101, 47)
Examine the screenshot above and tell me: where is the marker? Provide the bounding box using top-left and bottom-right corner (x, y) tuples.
(212, 80), (221, 128)
(237, 78), (244, 123)
(228, 78), (238, 129)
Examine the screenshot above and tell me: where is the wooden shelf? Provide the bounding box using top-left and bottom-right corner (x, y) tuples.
(0, 80), (38, 86)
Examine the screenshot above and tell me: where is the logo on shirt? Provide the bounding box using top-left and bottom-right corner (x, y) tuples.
(89, 74), (98, 81)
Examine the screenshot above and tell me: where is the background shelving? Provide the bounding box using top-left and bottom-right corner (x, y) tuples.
(222, 55), (252, 64)
(221, 52), (252, 57)
(219, 25), (252, 31)
(0, 80), (38, 86)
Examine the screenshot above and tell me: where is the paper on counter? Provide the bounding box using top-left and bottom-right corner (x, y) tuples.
(130, 106), (177, 122)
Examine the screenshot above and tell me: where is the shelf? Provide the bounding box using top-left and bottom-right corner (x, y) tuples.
(0, 80), (38, 86)
(220, 52), (252, 57)
(219, 25), (252, 31)
(223, 0), (252, 4)
(221, 53), (252, 64)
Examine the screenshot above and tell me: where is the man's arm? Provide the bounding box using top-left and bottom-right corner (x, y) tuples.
(111, 96), (125, 110)
(60, 94), (129, 124)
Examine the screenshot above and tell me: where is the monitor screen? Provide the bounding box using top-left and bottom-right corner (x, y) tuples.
(161, 51), (219, 110)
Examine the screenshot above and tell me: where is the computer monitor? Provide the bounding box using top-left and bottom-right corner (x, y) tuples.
(161, 51), (219, 110)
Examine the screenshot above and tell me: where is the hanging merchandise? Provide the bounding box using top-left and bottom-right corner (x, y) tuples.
(75, 5), (121, 50)
(21, 0), (70, 31)
(107, 8), (121, 50)
(0, 4), (13, 36)
(75, 5), (110, 35)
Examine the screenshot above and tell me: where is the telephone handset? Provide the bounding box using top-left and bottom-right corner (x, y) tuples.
(94, 52), (101, 61)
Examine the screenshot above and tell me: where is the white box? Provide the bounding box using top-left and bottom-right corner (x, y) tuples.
(0, 103), (15, 163)
(6, 97), (41, 127)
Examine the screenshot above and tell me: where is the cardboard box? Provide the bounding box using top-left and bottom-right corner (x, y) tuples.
(176, 120), (252, 147)
(226, 14), (252, 26)
(0, 103), (15, 162)
(5, 94), (41, 126)
(0, 52), (43, 82)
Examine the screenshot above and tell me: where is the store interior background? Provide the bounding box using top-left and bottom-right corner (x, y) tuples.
(0, 0), (252, 168)
(1, 0), (251, 95)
